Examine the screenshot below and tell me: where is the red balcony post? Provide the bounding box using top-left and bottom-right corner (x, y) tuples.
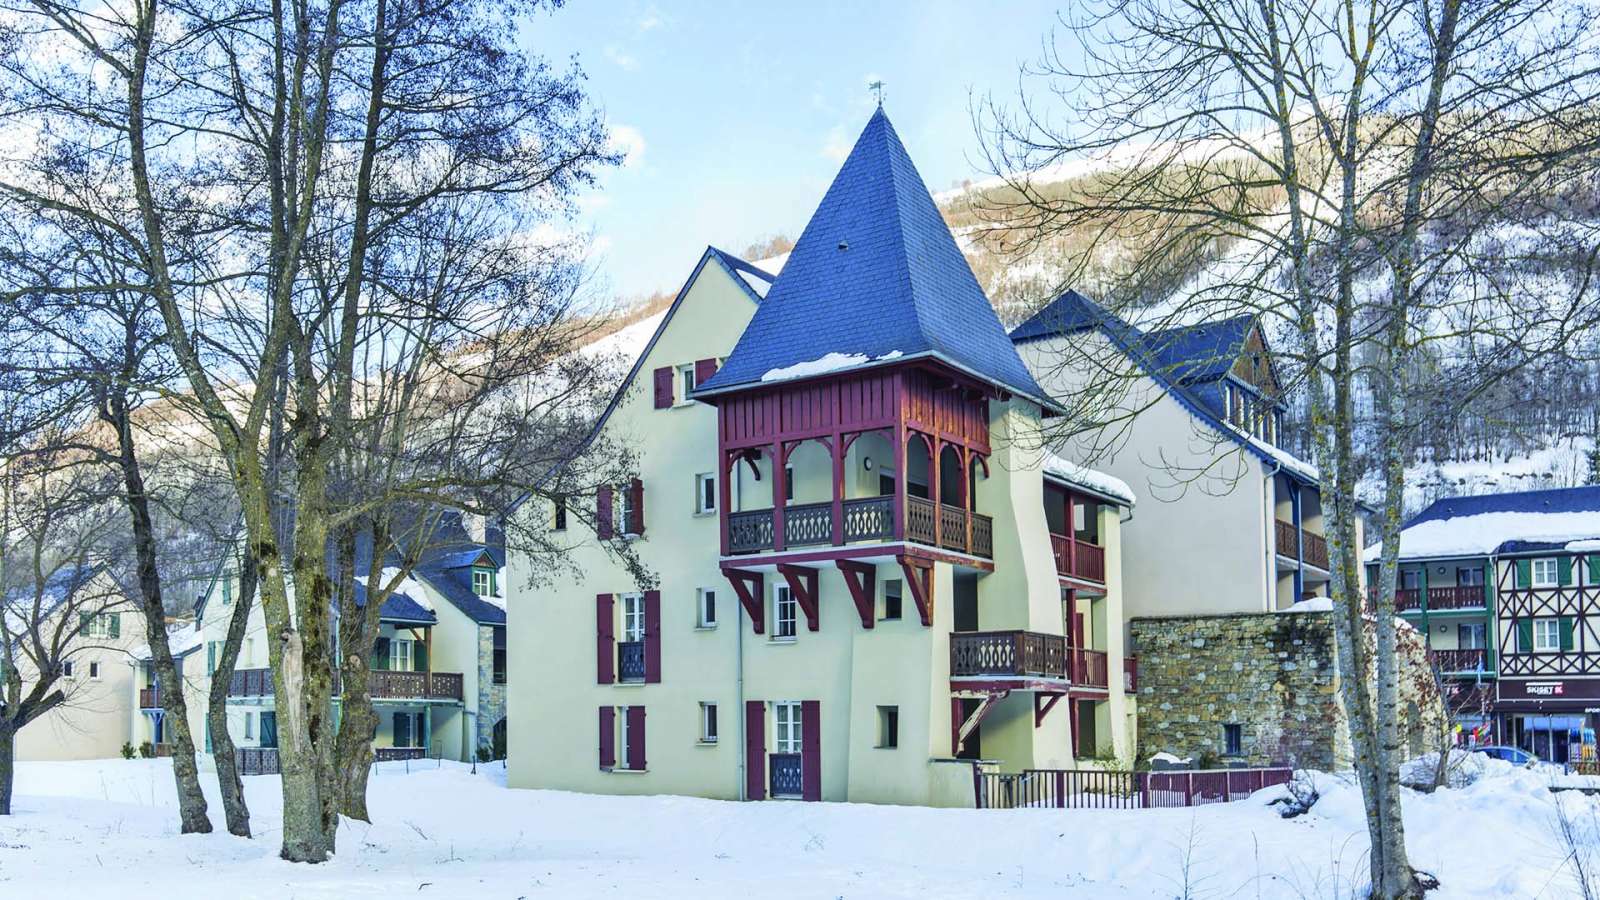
(830, 432), (845, 546)
(772, 441), (786, 552)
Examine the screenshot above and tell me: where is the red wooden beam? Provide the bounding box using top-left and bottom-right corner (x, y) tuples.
(836, 559), (876, 629)
(898, 554), (934, 626)
(777, 564), (820, 632)
(722, 567), (765, 634)
(1034, 691), (1065, 727)
(952, 689), (1008, 756)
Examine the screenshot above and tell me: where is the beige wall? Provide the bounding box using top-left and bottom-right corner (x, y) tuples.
(13, 586), (142, 761)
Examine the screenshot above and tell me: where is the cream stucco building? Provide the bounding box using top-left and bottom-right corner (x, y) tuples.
(506, 109), (1136, 807)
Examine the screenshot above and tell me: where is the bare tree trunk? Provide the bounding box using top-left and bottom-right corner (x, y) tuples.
(208, 550), (260, 837)
(334, 651), (378, 821)
(109, 395), (211, 835)
(0, 723), (14, 816)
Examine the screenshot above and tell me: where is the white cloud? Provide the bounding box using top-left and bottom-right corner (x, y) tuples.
(820, 126), (852, 163)
(636, 7), (663, 31)
(608, 124), (647, 168)
(604, 45), (639, 71)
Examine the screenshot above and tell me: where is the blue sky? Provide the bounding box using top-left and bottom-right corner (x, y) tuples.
(529, 1), (1064, 299)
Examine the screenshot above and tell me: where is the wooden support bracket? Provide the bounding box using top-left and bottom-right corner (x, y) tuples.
(722, 567), (765, 634)
(1034, 692), (1065, 727)
(898, 554), (934, 626)
(777, 564), (820, 632)
(952, 690), (1008, 756)
(836, 559), (876, 629)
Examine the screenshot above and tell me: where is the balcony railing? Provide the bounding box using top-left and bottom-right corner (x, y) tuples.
(728, 509), (776, 554)
(229, 668), (274, 698)
(1071, 648), (1110, 689)
(375, 747), (428, 762)
(617, 640), (646, 683)
(769, 752), (803, 798)
(370, 670), (464, 702)
(1050, 533), (1106, 583)
(1431, 648), (1488, 673)
(139, 687), (161, 709)
(1275, 520), (1330, 569)
(1382, 585), (1488, 613)
(239, 747), (279, 776)
(1123, 656), (1139, 693)
(950, 630), (1067, 679)
(783, 501), (834, 547)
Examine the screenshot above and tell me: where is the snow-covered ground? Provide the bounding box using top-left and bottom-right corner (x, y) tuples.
(0, 757), (1592, 898)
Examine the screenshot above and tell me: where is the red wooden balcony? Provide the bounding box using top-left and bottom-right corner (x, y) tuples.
(1275, 520), (1330, 569)
(1123, 656), (1139, 693)
(727, 495), (992, 558)
(227, 666), (462, 702)
(1430, 648), (1488, 673)
(139, 687), (161, 709)
(950, 630), (1066, 679)
(1377, 585), (1487, 613)
(229, 668), (274, 697)
(1050, 533), (1106, 583)
(1070, 648), (1109, 689)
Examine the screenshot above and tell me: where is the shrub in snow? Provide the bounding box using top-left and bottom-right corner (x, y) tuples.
(1270, 770), (1320, 819)
(120, 742), (136, 760)
(138, 741), (154, 759)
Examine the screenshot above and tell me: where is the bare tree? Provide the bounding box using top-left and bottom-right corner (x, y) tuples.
(979, 1), (1600, 895)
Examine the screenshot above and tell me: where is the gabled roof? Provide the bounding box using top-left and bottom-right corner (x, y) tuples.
(694, 108), (1055, 410)
(1371, 485), (1600, 561)
(504, 245), (767, 514)
(414, 544), (507, 625)
(1010, 289), (1319, 486)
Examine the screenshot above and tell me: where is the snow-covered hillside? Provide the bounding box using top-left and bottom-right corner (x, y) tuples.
(0, 757), (1593, 898)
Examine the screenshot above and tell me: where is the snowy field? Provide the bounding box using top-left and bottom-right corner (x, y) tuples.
(0, 757), (1593, 899)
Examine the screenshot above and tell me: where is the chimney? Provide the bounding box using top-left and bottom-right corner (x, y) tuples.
(462, 512), (487, 544)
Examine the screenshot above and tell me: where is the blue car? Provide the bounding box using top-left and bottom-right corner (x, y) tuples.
(1471, 745), (1537, 765)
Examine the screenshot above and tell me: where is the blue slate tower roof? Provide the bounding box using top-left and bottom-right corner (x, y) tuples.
(694, 108), (1055, 409)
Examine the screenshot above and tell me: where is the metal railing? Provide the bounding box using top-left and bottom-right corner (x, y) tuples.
(1430, 648), (1487, 673)
(769, 752), (803, 798)
(617, 640), (646, 683)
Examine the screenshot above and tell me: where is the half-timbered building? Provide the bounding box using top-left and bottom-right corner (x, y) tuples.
(1371, 486), (1600, 761)
(505, 108), (1136, 805)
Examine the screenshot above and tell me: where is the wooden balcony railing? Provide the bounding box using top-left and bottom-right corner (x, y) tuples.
(1050, 533), (1106, 583)
(728, 496), (985, 556)
(907, 496), (992, 559)
(782, 501), (833, 547)
(1431, 648), (1488, 673)
(139, 687), (161, 709)
(841, 496), (894, 542)
(229, 668), (274, 698)
(1071, 648), (1110, 689)
(1393, 589), (1423, 612)
(1123, 656), (1139, 693)
(1275, 520), (1330, 569)
(906, 495), (937, 547)
(1380, 585), (1487, 613)
(728, 509), (776, 553)
(370, 670), (464, 701)
(950, 630), (1066, 679)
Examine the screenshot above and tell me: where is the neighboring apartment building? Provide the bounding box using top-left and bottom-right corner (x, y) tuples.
(1369, 486), (1600, 762)
(506, 108), (1136, 807)
(1010, 291), (1353, 616)
(5, 566), (145, 761)
(145, 515), (508, 771)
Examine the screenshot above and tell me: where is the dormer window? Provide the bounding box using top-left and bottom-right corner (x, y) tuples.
(472, 566), (498, 597)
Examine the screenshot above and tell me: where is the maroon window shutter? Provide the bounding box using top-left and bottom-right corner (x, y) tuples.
(627, 477), (645, 536)
(652, 366), (674, 408)
(694, 357), (718, 385)
(745, 700), (766, 801)
(596, 485), (614, 540)
(595, 593), (615, 684)
(598, 706), (615, 769)
(801, 700), (821, 802)
(643, 589), (661, 683)
(626, 706), (647, 770)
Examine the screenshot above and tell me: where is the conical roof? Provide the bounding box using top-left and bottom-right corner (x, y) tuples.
(695, 108), (1054, 408)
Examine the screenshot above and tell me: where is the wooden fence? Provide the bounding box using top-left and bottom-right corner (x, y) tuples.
(974, 766), (1294, 810)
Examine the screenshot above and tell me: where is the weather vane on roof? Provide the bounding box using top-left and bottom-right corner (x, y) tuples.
(869, 80), (885, 107)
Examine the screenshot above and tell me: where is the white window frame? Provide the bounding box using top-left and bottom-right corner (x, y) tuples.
(1458, 622), (1486, 650)
(244, 711), (255, 739)
(699, 702), (718, 744)
(1532, 558), (1559, 588)
(619, 483), (638, 536)
(773, 701), (801, 754)
(881, 578), (902, 621)
(1533, 617), (1562, 653)
(619, 706), (638, 769)
(62, 660), (75, 679)
(676, 364), (696, 407)
(621, 592), (646, 642)
(472, 567), (494, 597)
(389, 637), (415, 673)
(696, 587), (717, 629)
(772, 583), (797, 641)
(694, 472), (717, 515)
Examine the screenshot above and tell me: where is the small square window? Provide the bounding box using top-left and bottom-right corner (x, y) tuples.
(700, 702), (718, 744)
(697, 588), (717, 628)
(694, 472), (717, 515)
(552, 497), (568, 531)
(876, 706), (899, 749)
(1532, 558), (1559, 588)
(882, 579), (902, 621)
(1223, 723), (1243, 757)
(472, 567), (496, 597)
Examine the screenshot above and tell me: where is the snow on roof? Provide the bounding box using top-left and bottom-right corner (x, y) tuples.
(1569, 539), (1600, 552)
(1248, 435), (1319, 482)
(759, 350), (903, 383)
(1367, 486), (1600, 561)
(752, 252), (788, 276)
(131, 621), (203, 662)
(1043, 453), (1136, 506)
(1282, 596), (1334, 613)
